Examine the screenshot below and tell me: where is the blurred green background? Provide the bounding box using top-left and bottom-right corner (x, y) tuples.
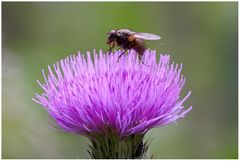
(2, 2), (237, 159)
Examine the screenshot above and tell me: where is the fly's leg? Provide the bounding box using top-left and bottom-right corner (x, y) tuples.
(138, 52), (149, 67)
(141, 61), (149, 67)
(105, 42), (115, 54)
(116, 50), (127, 62)
(138, 53), (143, 61)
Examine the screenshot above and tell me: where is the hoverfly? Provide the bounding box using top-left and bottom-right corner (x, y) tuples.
(106, 29), (161, 62)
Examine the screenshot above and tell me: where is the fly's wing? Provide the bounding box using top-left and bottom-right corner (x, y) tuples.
(134, 32), (161, 40)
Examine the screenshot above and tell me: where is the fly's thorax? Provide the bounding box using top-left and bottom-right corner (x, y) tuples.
(117, 29), (135, 36)
(116, 34), (132, 49)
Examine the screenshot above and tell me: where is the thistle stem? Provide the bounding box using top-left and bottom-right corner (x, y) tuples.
(87, 130), (149, 159)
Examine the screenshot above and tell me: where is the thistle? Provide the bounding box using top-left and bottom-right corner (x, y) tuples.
(33, 50), (192, 159)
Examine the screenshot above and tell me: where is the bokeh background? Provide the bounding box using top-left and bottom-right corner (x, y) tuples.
(2, 2), (237, 159)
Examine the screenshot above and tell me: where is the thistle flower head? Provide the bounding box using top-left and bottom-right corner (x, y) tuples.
(33, 50), (192, 138)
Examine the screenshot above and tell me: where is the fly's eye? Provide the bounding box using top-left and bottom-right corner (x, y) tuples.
(108, 33), (115, 40)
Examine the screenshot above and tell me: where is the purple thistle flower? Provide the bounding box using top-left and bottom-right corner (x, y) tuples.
(33, 49), (192, 138)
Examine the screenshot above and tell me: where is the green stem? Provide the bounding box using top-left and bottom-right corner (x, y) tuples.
(87, 129), (150, 159)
